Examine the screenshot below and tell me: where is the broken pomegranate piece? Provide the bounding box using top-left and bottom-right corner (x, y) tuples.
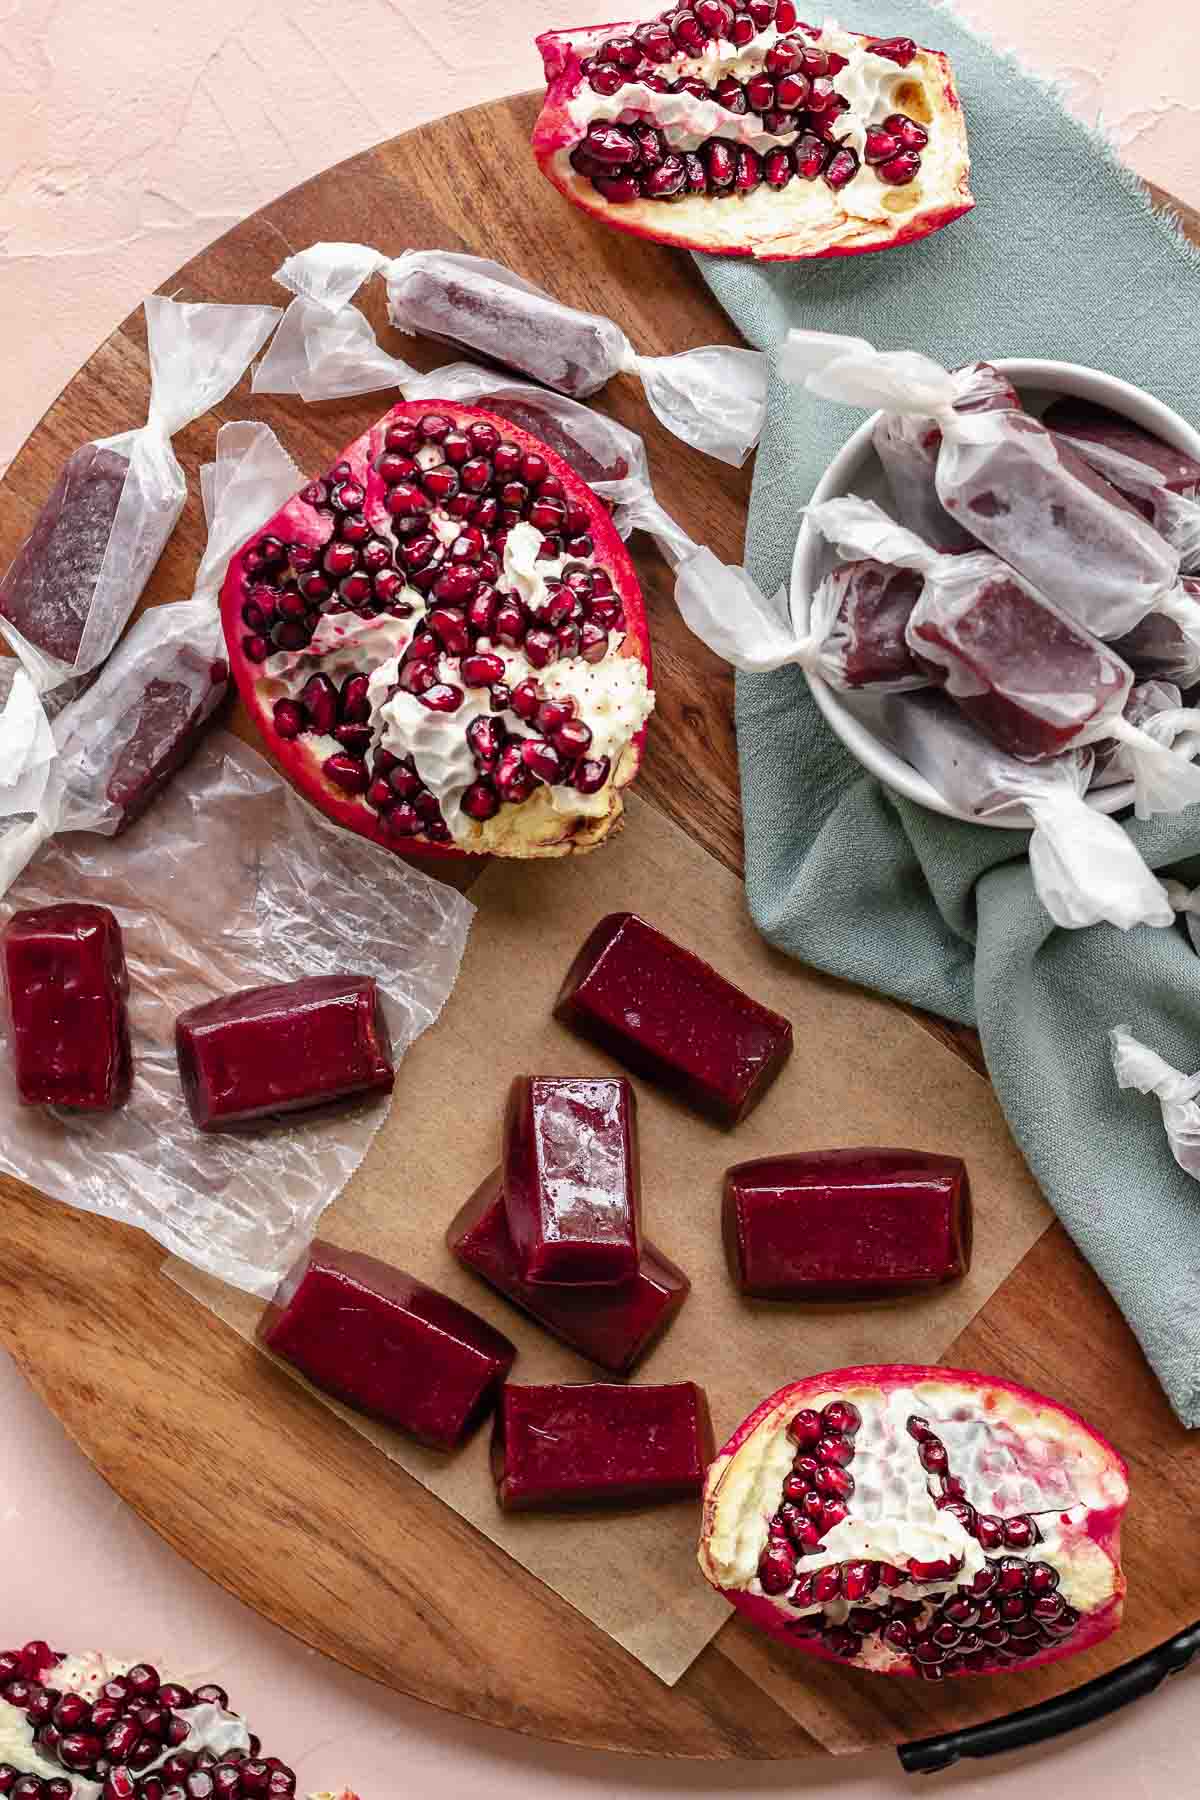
(448, 1168), (689, 1374)
(2, 903), (132, 1111)
(533, 10), (973, 260)
(260, 1238), (516, 1449)
(493, 1380), (713, 1509)
(0, 444), (130, 669)
(502, 1075), (641, 1284)
(555, 912), (792, 1125)
(175, 974), (394, 1130)
(699, 1365), (1128, 1677)
(724, 1149), (971, 1300)
(220, 400), (654, 860)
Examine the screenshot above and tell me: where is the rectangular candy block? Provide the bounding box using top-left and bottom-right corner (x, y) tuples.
(0, 443), (130, 665)
(260, 1239), (516, 1450)
(176, 974), (394, 1131)
(502, 1075), (640, 1285)
(724, 1149), (972, 1300)
(908, 566), (1130, 759)
(104, 660), (229, 832)
(2, 903), (132, 1110)
(815, 560), (927, 690)
(554, 913), (792, 1126)
(492, 1380), (713, 1511)
(447, 1170), (689, 1374)
(1043, 396), (1200, 499)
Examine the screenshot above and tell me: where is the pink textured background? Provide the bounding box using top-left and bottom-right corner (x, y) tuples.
(2, 0), (1199, 1792)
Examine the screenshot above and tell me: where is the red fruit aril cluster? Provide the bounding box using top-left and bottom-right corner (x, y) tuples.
(0, 1651), (296, 1799)
(573, 0), (926, 203)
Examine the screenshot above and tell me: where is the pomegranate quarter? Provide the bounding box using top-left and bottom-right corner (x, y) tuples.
(533, 7), (973, 261)
(698, 1365), (1128, 1678)
(220, 401), (653, 859)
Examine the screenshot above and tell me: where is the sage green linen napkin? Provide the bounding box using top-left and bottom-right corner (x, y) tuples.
(696, 2), (1200, 1423)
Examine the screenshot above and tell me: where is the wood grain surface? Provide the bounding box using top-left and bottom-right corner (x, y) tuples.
(0, 92), (1197, 1759)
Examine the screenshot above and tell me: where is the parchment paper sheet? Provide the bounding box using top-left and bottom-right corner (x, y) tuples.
(169, 792), (1052, 1685)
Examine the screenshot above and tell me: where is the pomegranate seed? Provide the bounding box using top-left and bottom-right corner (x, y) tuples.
(817, 1432), (854, 1466)
(822, 1400), (861, 1435)
(376, 450), (417, 485)
(244, 636), (270, 666)
(747, 0), (776, 23)
(433, 566), (481, 607)
(793, 133), (828, 178)
(734, 147), (761, 192)
(524, 628), (559, 669)
(729, 13), (755, 44)
(417, 414), (451, 442)
(877, 150), (921, 185)
(806, 75), (836, 111)
(59, 1733), (104, 1770)
(634, 18), (674, 59)
(419, 683), (465, 713)
(329, 479), (365, 512)
(787, 1408), (822, 1447)
(272, 699), (305, 741)
(495, 745), (537, 804)
(494, 598), (528, 646)
(493, 443), (521, 477)
(423, 467), (460, 502)
(766, 34), (803, 71)
(462, 653), (506, 687)
(572, 621), (605, 664)
(553, 718), (594, 757)
(397, 533), (439, 573)
(1003, 1513), (1041, 1549)
(462, 780), (500, 822)
(757, 1543), (795, 1595)
(449, 526), (485, 563)
(713, 75), (747, 114)
(339, 514), (371, 545)
(323, 753), (369, 794)
(868, 35), (917, 64)
(669, 7), (708, 50)
(477, 551), (501, 582)
(322, 541), (357, 578)
(466, 587), (498, 635)
(939, 1499), (977, 1532)
(884, 111), (929, 150)
(745, 72), (775, 111)
(763, 148), (793, 188)
(775, 70), (810, 107)
(864, 127), (901, 165)
(522, 739), (565, 783)
(367, 777), (393, 810)
(704, 140), (737, 190)
(213, 1774), (242, 1799)
(507, 678), (540, 721)
(104, 1775), (137, 1800)
(695, 0), (733, 34)
(384, 482), (429, 517)
(585, 123), (640, 167)
(589, 63), (625, 94)
(299, 673), (338, 735)
(574, 756), (611, 794)
(334, 723), (373, 754)
(298, 571), (331, 602)
(427, 605), (471, 654)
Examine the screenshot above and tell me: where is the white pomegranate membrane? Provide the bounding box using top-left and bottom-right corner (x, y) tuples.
(222, 405), (654, 859)
(0, 1641), (320, 1797)
(699, 1367), (1128, 1679)
(535, 5), (973, 259)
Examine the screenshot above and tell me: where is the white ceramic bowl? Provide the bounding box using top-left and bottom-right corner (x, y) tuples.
(790, 359), (1200, 827)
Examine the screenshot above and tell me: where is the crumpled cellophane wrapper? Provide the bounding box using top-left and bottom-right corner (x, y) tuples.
(0, 297), (280, 696)
(0, 732), (474, 1294)
(0, 422), (304, 897)
(879, 690), (1173, 930)
(780, 330), (1195, 649)
(259, 241), (768, 466)
(808, 494), (1200, 822)
(1109, 1026), (1200, 1179)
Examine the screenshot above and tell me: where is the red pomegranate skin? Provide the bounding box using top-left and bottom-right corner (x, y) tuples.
(909, 572), (1129, 758)
(723, 1149), (971, 1300)
(493, 1380), (713, 1509)
(3, 904), (132, 1110)
(554, 912), (792, 1125)
(448, 1169), (690, 1374)
(261, 1239), (517, 1450)
(502, 1075), (641, 1285)
(175, 974), (394, 1130)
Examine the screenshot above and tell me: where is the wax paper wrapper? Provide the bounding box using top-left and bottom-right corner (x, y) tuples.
(808, 495), (1200, 821)
(261, 241), (767, 466)
(0, 732), (474, 1292)
(872, 360), (1022, 553)
(0, 665), (57, 820)
(879, 690), (1172, 931)
(0, 423), (304, 896)
(0, 297), (280, 695)
(1092, 681), (1200, 787)
(780, 331), (1195, 651)
(1109, 1026), (1200, 1180)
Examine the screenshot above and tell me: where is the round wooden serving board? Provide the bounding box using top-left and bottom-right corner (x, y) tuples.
(1, 94), (1199, 1762)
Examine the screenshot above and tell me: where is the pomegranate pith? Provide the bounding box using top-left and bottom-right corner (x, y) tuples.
(220, 402), (653, 860)
(534, 10), (973, 260)
(698, 1365), (1127, 1678)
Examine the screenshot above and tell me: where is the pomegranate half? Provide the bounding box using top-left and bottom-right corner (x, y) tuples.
(533, 6), (974, 261)
(221, 402), (653, 858)
(698, 1365), (1128, 1678)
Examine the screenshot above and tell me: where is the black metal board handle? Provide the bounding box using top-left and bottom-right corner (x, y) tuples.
(898, 1622), (1200, 1774)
